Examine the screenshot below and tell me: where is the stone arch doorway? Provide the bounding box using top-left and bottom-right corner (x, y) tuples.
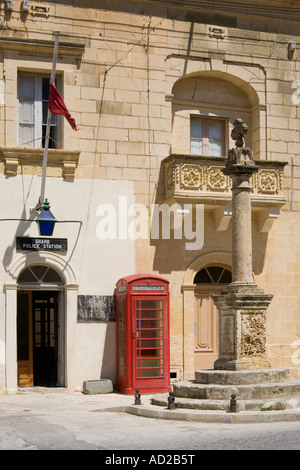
(4, 253), (78, 392)
(193, 265), (232, 371)
(17, 265), (65, 388)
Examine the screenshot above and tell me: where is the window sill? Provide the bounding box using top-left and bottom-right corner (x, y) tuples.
(0, 147), (80, 178)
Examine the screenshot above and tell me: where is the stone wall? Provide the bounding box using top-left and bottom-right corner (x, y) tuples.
(0, 1), (299, 387)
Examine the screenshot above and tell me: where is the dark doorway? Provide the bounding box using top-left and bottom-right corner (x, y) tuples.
(17, 291), (59, 387)
(32, 291), (58, 387)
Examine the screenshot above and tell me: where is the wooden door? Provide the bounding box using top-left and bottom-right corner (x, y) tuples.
(17, 291), (58, 387)
(193, 266), (232, 371)
(17, 292), (33, 387)
(32, 292), (58, 387)
(194, 288), (222, 370)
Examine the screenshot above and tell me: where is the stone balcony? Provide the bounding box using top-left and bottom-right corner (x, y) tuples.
(162, 154), (287, 232)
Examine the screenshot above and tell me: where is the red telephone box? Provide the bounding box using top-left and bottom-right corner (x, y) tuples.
(115, 274), (171, 394)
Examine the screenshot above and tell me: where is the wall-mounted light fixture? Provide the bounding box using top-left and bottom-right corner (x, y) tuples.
(36, 199), (57, 236)
(288, 41), (297, 59)
(21, 0), (30, 12)
(5, 0), (13, 11)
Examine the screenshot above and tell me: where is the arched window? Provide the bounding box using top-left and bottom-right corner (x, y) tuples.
(194, 266), (232, 284)
(18, 265), (63, 284)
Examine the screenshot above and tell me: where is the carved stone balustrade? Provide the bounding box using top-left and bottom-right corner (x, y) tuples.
(162, 154), (287, 232)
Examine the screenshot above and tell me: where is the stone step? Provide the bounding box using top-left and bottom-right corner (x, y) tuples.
(194, 368), (290, 385)
(173, 380), (300, 401)
(151, 393), (300, 412)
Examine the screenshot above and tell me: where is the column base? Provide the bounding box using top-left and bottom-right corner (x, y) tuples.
(214, 357), (271, 371)
(213, 283), (273, 372)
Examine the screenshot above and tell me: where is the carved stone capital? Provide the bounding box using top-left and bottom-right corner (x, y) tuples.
(222, 148), (259, 177)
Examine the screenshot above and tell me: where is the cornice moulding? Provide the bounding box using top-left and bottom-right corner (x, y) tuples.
(0, 36), (87, 57)
(1, 147), (80, 178)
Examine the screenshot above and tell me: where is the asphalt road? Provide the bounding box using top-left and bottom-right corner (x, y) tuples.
(0, 407), (299, 451)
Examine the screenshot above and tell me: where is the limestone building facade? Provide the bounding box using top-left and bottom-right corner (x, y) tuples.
(0, 0), (299, 392)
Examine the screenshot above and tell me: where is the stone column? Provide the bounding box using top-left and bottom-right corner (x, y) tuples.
(229, 156), (257, 284)
(213, 119), (273, 371)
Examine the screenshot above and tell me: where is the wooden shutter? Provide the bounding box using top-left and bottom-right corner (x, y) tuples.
(18, 75), (35, 147)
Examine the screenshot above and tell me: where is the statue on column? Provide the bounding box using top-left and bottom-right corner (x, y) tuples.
(213, 118), (273, 371)
(224, 119), (257, 173)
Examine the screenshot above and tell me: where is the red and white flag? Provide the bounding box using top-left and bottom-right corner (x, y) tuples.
(48, 84), (78, 131)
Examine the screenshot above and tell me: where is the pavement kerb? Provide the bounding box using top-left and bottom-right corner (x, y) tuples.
(110, 404), (300, 424)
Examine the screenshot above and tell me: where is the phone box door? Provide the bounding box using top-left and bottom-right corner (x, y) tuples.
(115, 274), (171, 394)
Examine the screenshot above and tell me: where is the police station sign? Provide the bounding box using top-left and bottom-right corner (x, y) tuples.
(16, 237), (68, 252)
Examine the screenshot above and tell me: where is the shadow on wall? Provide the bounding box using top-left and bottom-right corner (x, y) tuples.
(252, 230), (269, 277)
(77, 294), (117, 383)
(100, 322), (117, 384)
(67, 1), (295, 35)
(150, 163), (269, 277)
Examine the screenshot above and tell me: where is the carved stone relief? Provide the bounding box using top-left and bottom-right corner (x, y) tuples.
(240, 311), (266, 357)
(207, 166), (230, 191)
(256, 169), (282, 194)
(164, 161), (175, 192)
(180, 164), (204, 190)
(164, 157), (284, 198)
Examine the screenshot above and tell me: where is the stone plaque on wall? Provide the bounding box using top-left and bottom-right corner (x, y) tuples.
(77, 295), (115, 322)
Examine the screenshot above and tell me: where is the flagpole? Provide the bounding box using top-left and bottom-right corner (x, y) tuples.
(39, 31), (62, 207)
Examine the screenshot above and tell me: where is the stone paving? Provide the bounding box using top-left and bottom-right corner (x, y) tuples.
(0, 388), (300, 424)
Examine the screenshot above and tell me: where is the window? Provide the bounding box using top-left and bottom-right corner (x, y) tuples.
(191, 117), (225, 157)
(18, 73), (62, 149)
(18, 265), (63, 284)
(194, 266), (232, 284)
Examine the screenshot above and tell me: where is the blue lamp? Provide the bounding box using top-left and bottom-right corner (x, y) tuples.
(37, 199), (57, 236)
